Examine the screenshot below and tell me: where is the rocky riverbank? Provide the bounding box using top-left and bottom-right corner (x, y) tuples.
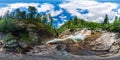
(0, 28), (120, 60)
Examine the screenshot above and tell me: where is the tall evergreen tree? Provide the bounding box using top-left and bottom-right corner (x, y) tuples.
(115, 16), (118, 20)
(20, 11), (26, 19)
(28, 6), (37, 19)
(9, 11), (15, 18)
(42, 14), (47, 24)
(67, 18), (73, 29)
(48, 14), (53, 27)
(103, 14), (109, 24)
(36, 13), (41, 22)
(15, 8), (21, 19)
(74, 16), (78, 25)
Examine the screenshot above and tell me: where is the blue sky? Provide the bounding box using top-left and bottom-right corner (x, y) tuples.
(0, 0), (120, 27)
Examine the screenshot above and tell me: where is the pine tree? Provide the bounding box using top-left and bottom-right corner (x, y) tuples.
(42, 14), (47, 24)
(15, 8), (21, 19)
(115, 16), (118, 20)
(103, 14), (109, 24)
(74, 16), (78, 25)
(28, 6), (37, 19)
(48, 14), (53, 27)
(36, 13), (41, 22)
(21, 11), (26, 19)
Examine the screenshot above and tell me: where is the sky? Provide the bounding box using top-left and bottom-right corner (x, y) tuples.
(0, 0), (120, 28)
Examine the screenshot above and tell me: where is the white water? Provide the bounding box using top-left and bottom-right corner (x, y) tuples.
(46, 29), (91, 44)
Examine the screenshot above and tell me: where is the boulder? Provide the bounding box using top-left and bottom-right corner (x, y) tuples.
(91, 32), (116, 51)
(28, 32), (40, 45)
(18, 42), (28, 48)
(0, 40), (3, 48)
(109, 43), (120, 53)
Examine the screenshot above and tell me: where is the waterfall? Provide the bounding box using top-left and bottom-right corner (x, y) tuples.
(46, 29), (92, 44)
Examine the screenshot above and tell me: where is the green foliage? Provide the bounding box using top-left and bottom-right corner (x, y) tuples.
(58, 14), (120, 33)
(20, 11), (26, 19)
(28, 6), (37, 19)
(103, 14), (109, 24)
(1, 5), (120, 44)
(42, 14), (47, 24)
(102, 24), (110, 30)
(0, 18), (17, 32)
(86, 22), (101, 30)
(49, 14), (53, 27)
(36, 13), (41, 22)
(111, 20), (120, 32)
(58, 18), (102, 33)
(74, 16), (78, 25)
(20, 33), (32, 44)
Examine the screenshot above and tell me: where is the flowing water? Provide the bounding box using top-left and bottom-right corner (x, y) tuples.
(46, 29), (92, 44)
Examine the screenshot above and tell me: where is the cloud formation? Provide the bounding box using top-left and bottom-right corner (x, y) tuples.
(0, 3), (57, 17)
(0, 1), (120, 27)
(59, 0), (119, 22)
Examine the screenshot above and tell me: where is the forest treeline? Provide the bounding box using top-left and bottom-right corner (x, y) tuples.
(0, 6), (120, 36)
(59, 14), (120, 33)
(0, 6), (120, 52)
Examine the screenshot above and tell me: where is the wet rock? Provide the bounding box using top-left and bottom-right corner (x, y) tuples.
(28, 32), (40, 45)
(0, 32), (9, 41)
(5, 38), (18, 52)
(0, 40), (3, 47)
(91, 32), (116, 51)
(55, 42), (64, 51)
(18, 42), (28, 48)
(46, 29), (120, 56)
(109, 43), (120, 53)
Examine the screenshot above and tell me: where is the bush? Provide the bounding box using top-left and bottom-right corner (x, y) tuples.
(0, 18), (17, 32)
(111, 20), (120, 32)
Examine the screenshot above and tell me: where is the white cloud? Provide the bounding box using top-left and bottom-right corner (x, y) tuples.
(59, 14), (67, 19)
(58, 22), (64, 27)
(51, 9), (63, 17)
(0, 3), (39, 17)
(0, 3), (63, 18)
(0, 3), (55, 17)
(8, 3), (39, 9)
(0, 7), (10, 16)
(57, 15), (67, 27)
(37, 3), (54, 12)
(59, 0), (119, 22)
(53, 18), (58, 21)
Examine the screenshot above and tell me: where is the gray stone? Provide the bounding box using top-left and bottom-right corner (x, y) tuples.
(91, 32), (116, 51)
(18, 42), (28, 48)
(109, 44), (120, 53)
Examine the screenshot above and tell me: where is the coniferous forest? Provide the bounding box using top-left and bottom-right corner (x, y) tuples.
(0, 6), (120, 46)
(0, 2), (120, 60)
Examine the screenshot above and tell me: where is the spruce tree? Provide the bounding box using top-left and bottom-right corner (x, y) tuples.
(42, 14), (47, 24)
(115, 16), (118, 20)
(36, 13), (41, 22)
(49, 14), (53, 27)
(74, 16), (78, 25)
(15, 8), (21, 19)
(103, 14), (109, 24)
(28, 6), (37, 19)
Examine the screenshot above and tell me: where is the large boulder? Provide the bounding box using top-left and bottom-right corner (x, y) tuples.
(5, 38), (18, 52)
(18, 42), (28, 49)
(109, 43), (120, 53)
(28, 32), (40, 45)
(91, 32), (116, 51)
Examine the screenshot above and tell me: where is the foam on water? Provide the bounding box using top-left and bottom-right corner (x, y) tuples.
(46, 29), (92, 44)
